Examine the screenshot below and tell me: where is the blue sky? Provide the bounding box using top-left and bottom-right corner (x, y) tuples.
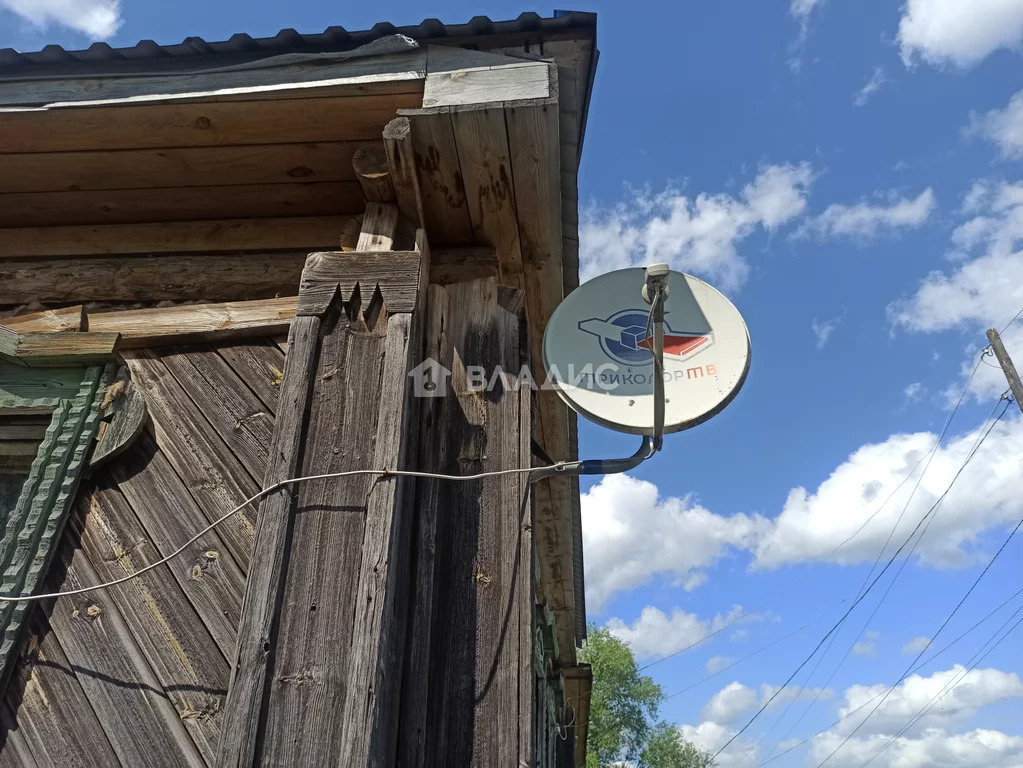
(4, 1), (1023, 766)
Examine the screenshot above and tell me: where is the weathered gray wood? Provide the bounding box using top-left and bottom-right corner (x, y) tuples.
(5, 612), (120, 767)
(263, 308), (382, 765)
(405, 279), (533, 767)
(338, 309), (419, 766)
(352, 144), (395, 202)
(0, 252), (308, 305)
(217, 314), (320, 768)
(108, 432), (245, 657)
(73, 480), (230, 761)
(0, 305), (84, 333)
(159, 345), (274, 482)
(0, 328), (120, 368)
(215, 340), (286, 416)
(383, 117), (425, 227)
(0, 702), (37, 768)
(422, 46), (551, 109)
(449, 106), (526, 293)
(401, 110), (473, 244)
(0, 49), (426, 108)
(122, 351), (258, 572)
(87, 296), (298, 348)
(45, 532), (206, 768)
(90, 373), (148, 468)
(356, 202), (400, 252)
(297, 249), (424, 316)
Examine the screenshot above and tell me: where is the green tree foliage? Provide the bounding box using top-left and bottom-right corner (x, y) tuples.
(579, 627), (715, 768)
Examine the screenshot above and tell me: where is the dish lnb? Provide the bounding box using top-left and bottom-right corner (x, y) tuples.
(642, 262), (670, 304)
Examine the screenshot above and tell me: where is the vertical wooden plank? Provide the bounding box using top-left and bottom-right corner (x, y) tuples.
(45, 532), (205, 768)
(159, 345), (275, 481)
(398, 284), (447, 768)
(215, 341), (286, 416)
(383, 117), (425, 227)
(337, 310), (418, 766)
(262, 308), (385, 765)
(217, 314), (320, 768)
(0, 701), (37, 768)
(123, 351), (258, 573)
(450, 108), (525, 292)
(408, 279), (532, 768)
(107, 433), (245, 657)
(73, 481), (229, 761)
(405, 110), (473, 244)
(5, 612), (120, 768)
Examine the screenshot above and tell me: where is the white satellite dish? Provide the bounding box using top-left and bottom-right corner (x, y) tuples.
(543, 267), (751, 436)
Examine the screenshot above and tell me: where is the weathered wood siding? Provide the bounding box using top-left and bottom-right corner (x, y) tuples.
(0, 339), (285, 766)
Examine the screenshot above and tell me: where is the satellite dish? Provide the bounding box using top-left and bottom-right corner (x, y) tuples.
(542, 268), (751, 436)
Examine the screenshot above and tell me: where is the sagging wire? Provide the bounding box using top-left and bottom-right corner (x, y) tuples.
(0, 268), (674, 605)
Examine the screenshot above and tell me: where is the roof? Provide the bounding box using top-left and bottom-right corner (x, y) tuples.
(0, 11), (597, 78)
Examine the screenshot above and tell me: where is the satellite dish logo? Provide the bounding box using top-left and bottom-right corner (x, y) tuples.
(578, 309), (713, 366)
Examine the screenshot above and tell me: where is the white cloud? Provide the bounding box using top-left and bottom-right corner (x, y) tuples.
(832, 665), (1023, 739)
(889, 179), (1023, 403)
(855, 67), (888, 107)
(970, 90), (1023, 159)
(902, 636), (931, 655)
(680, 720), (759, 768)
(812, 728), (1023, 768)
(812, 315), (842, 349)
(584, 410), (1023, 607)
(904, 382), (925, 401)
(852, 630), (881, 657)
(898, 0), (1023, 68)
(579, 163), (814, 288)
(798, 188), (936, 239)
(807, 666), (1023, 768)
(0, 0), (121, 38)
(752, 415), (1023, 570)
(683, 572), (708, 591)
(707, 655), (734, 674)
(605, 604), (746, 660)
(582, 474), (766, 612)
(703, 682), (759, 724)
(761, 682), (835, 709)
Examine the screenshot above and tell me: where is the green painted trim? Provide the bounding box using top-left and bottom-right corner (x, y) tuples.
(0, 361), (112, 681)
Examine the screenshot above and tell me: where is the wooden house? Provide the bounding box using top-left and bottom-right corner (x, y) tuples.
(0, 11), (598, 768)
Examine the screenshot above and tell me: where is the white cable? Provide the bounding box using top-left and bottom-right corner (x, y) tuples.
(0, 465), (549, 604)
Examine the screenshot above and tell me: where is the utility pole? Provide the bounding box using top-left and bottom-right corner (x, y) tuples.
(986, 328), (1023, 415)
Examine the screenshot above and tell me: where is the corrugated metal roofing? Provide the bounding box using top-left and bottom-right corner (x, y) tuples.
(0, 11), (596, 78)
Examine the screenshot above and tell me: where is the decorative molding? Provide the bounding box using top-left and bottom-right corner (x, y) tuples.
(0, 361), (112, 688)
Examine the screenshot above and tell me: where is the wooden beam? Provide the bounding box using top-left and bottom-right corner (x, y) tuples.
(297, 249), (423, 316)
(0, 246), (491, 305)
(0, 49), (427, 109)
(0, 93), (422, 153)
(352, 144), (395, 202)
(429, 245), (498, 284)
(0, 327), (119, 367)
(1, 305), (84, 332)
(422, 45), (552, 109)
(355, 202), (400, 252)
(0, 253), (305, 305)
(383, 117), (425, 227)
(0, 142), (371, 194)
(400, 110), (474, 244)
(0, 216), (352, 259)
(450, 106), (526, 292)
(0, 182), (364, 227)
(86, 297), (296, 347)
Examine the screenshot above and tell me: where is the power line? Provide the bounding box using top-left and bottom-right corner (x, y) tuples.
(998, 305), (1023, 335)
(752, 354), (988, 757)
(752, 583), (1023, 768)
(814, 406), (1017, 767)
(713, 398), (1008, 763)
(857, 603), (1023, 768)
(661, 599), (848, 701)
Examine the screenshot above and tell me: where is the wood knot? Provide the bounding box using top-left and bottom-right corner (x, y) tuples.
(194, 116), (212, 129)
(287, 166), (314, 178)
(190, 565), (203, 581)
(85, 604), (102, 618)
(205, 550), (219, 560)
